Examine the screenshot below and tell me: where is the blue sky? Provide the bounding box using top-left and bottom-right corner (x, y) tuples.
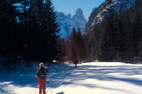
(52, 0), (105, 19)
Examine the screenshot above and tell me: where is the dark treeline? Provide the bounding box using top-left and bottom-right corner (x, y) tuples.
(61, 27), (86, 66)
(1, 0), (142, 69)
(84, 1), (142, 63)
(60, 1), (142, 64)
(0, 0), (60, 67)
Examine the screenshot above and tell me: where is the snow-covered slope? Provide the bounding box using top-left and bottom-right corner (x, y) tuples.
(56, 8), (87, 38)
(85, 0), (135, 33)
(0, 62), (142, 94)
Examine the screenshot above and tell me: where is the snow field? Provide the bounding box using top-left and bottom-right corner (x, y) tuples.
(0, 62), (142, 94)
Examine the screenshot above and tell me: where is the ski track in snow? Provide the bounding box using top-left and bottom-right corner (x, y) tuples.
(0, 62), (142, 94)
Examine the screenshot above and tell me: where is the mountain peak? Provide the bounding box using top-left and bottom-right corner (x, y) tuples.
(67, 13), (72, 18)
(85, 0), (135, 33)
(56, 8), (87, 38)
(76, 8), (83, 15)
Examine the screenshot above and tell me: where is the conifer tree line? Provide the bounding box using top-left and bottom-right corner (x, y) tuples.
(1, 0), (142, 68)
(61, 27), (86, 64)
(0, 0), (60, 66)
(84, 1), (142, 63)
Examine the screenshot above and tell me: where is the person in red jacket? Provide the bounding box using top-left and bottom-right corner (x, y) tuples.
(37, 63), (48, 94)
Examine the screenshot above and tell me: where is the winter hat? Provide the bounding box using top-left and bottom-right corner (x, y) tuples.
(39, 62), (44, 67)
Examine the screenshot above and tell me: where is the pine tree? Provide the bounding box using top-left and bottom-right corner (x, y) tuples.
(0, 0), (19, 68)
(12, 0), (60, 65)
(29, 0), (60, 65)
(0, 0), (17, 58)
(133, 11), (142, 61)
(17, 0), (31, 61)
(122, 12), (135, 62)
(76, 28), (86, 63)
(70, 27), (78, 67)
(44, 0), (60, 64)
(98, 0), (117, 61)
(84, 25), (100, 61)
(62, 38), (72, 61)
(84, 0), (142, 63)
(112, 14), (124, 61)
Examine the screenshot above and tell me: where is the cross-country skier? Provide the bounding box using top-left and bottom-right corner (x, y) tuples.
(37, 62), (48, 94)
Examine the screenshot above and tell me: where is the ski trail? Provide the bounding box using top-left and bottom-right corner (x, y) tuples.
(46, 64), (81, 94)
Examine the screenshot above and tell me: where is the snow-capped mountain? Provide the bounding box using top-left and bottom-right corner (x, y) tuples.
(85, 0), (135, 33)
(56, 8), (87, 38)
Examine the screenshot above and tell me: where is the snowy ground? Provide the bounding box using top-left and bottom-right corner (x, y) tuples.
(0, 62), (142, 94)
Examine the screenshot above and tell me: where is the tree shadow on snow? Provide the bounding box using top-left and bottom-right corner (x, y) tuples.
(62, 64), (142, 87)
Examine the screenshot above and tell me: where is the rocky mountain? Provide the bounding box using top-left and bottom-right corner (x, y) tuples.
(56, 8), (87, 38)
(85, 0), (135, 33)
